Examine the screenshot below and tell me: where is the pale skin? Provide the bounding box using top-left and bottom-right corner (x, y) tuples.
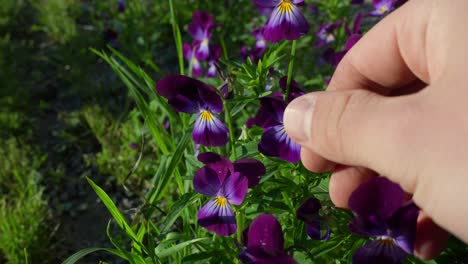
(284, 0), (468, 259)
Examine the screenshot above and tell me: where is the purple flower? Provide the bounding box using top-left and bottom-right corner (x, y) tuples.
(370, 0), (396, 16)
(351, 0), (364, 4)
(156, 75), (229, 147)
(253, 0), (274, 16)
(188, 11), (214, 60)
(296, 197), (330, 240)
(248, 77), (304, 163)
(253, 27), (267, 51)
(194, 152), (266, 236)
(256, 0), (310, 42)
(348, 177), (420, 264)
(183, 43), (203, 78)
(316, 21), (343, 47)
(206, 46), (221, 78)
(239, 214), (297, 263)
(118, 0), (125, 12)
(129, 143), (138, 150)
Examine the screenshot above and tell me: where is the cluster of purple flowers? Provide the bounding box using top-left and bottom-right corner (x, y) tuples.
(184, 11), (221, 78)
(153, 1), (420, 263)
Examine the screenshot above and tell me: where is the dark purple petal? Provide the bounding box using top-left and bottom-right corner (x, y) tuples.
(259, 125), (301, 163)
(156, 75), (222, 114)
(264, 2), (310, 42)
(195, 39), (211, 61)
(279, 76), (305, 101)
(296, 197), (321, 223)
(206, 63), (217, 78)
(306, 222), (330, 241)
(388, 202), (420, 254)
(198, 199), (237, 236)
(233, 158), (266, 188)
(349, 177), (405, 221)
(344, 34), (361, 51)
(254, 0), (281, 8)
(221, 172), (248, 206)
(197, 152), (233, 174)
(118, 0), (125, 12)
(352, 13), (363, 34)
(247, 94), (285, 129)
(351, 0), (364, 4)
(193, 166), (221, 197)
(352, 239), (407, 264)
(247, 214), (284, 254)
(192, 111), (229, 147)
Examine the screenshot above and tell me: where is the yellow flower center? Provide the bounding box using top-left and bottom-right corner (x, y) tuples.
(215, 196), (228, 207)
(200, 110), (214, 122)
(376, 237), (396, 247)
(378, 5), (388, 14)
(192, 57), (198, 64)
(279, 0), (293, 14)
(202, 38), (209, 46)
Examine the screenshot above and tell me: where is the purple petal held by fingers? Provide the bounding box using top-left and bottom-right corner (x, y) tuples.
(193, 166), (222, 197)
(247, 94), (285, 129)
(258, 125), (301, 163)
(388, 202), (419, 254)
(233, 158), (266, 188)
(221, 172), (248, 206)
(192, 111), (229, 147)
(197, 198), (237, 236)
(349, 177), (405, 223)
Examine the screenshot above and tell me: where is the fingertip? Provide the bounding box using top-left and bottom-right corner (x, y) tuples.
(300, 147), (334, 173)
(414, 212), (450, 260)
(329, 166), (374, 208)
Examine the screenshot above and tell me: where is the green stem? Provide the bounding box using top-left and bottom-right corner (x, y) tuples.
(235, 208), (244, 244)
(285, 40), (297, 102)
(224, 101), (237, 160)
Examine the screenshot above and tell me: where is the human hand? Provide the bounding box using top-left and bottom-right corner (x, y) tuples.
(284, 0), (468, 259)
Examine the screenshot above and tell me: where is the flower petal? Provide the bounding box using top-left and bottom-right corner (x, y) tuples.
(188, 11), (213, 41)
(352, 239), (407, 264)
(197, 152), (234, 183)
(233, 158), (266, 188)
(193, 166), (222, 197)
(222, 172), (248, 206)
(264, 3), (310, 42)
(296, 197), (321, 223)
(198, 199), (236, 236)
(254, 0), (281, 8)
(349, 177), (405, 224)
(247, 94), (285, 129)
(192, 112), (229, 147)
(258, 125), (301, 163)
(247, 214), (284, 254)
(388, 201), (420, 254)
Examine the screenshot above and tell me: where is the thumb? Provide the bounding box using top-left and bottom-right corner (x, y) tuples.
(284, 89), (423, 190)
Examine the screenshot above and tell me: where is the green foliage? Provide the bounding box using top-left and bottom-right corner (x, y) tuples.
(0, 138), (50, 263)
(0, 0), (24, 26)
(30, 0), (77, 43)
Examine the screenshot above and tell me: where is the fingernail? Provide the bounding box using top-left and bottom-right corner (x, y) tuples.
(283, 95), (316, 143)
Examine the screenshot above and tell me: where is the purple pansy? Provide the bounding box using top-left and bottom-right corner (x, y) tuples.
(206, 46), (221, 78)
(183, 43), (204, 77)
(248, 77), (303, 163)
(325, 14), (363, 68)
(255, 0), (310, 42)
(370, 0), (396, 16)
(296, 197), (330, 240)
(194, 152), (266, 236)
(316, 21), (343, 47)
(188, 11), (214, 60)
(239, 214), (297, 263)
(348, 177), (420, 264)
(118, 0), (125, 12)
(156, 75), (228, 147)
(253, 0), (275, 16)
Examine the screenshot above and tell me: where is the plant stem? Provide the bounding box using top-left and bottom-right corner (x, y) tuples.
(224, 101), (237, 160)
(168, 0), (184, 75)
(285, 40), (297, 102)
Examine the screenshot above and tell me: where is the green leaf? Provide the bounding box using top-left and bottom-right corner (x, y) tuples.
(161, 192), (201, 233)
(155, 238), (208, 259)
(62, 247), (128, 264)
(86, 178), (139, 243)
